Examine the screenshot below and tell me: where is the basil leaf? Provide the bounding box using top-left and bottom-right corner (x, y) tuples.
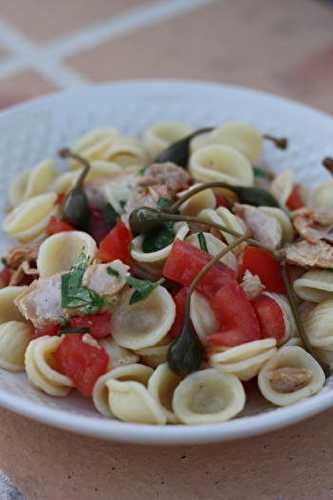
(107, 267), (120, 278)
(142, 223), (175, 253)
(103, 203), (118, 229)
(197, 232), (208, 253)
(59, 327), (90, 335)
(157, 197), (173, 209)
(126, 276), (162, 305)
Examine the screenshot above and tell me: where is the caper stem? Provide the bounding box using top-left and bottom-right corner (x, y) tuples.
(58, 148), (91, 187)
(322, 157), (333, 176)
(263, 134), (288, 150)
(170, 181), (236, 213)
(281, 260), (330, 376)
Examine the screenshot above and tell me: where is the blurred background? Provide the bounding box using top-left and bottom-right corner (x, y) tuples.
(0, 0), (332, 112)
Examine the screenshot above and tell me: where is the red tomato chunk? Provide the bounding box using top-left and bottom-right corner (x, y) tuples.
(286, 184), (304, 211)
(34, 324), (60, 338)
(169, 287), (188, 338)
(208, 281), (262, 347)
(163, 240), (235, 298)
(47, 216), (74, 235)
(54, 334), (108, 397)
(69, 312), (112, 339)
(253, 293), (286, 343)
(98, 218), (132, 264)
(239, 246), (285, 294)
(0, 268), (11, 287)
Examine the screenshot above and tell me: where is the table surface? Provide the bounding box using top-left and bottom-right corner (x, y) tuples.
(0, 1), (333, 498)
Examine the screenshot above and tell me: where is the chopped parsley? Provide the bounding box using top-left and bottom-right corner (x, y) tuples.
(107, 267), (120, 278)
(126, 276), (164, 305)
(197, 232), (208, 253)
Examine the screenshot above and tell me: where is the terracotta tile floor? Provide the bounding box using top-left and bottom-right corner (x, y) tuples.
(0, 1), (333, 499)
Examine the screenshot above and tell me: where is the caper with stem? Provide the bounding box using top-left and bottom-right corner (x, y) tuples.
(322, 157), (333, 176)
(263, 134), (288, 150)
(58, 148), (91, 230)
(167, 232), (250, 376)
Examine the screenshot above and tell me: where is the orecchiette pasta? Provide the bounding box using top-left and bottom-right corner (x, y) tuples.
(135, 341), (171, 368)
(309, 180), (333, 210)
(37, 230), (97, 277)
(270, 169), (294, 207)
(177, 184), (216, 216)
(0, 286), (28, 323)
(258, 346), (325, 406)
(143, 121), (193, 158)
(93, 363), (153, 417)
(3, 193), (58, 242)
(294, 270), (333, 303)
(148, 363), (182, 423)
(111, 286), (176, 349)
(189, 145), (254, 186)
(0, 321), (33, 371)
(198, 207), (247, 249)
(70, 128), (121, 164)
(210, 338), (277, 381)
(104, 142), (148, 168)
(25, 336), (74, 396)
(258, 207), (294, 243)
(172, 368), (246, 425)
(303, 299), (333, 350)
(9, 160), (57, 207)
(190, 290), (219, 343)
(99, 338), (139, 370)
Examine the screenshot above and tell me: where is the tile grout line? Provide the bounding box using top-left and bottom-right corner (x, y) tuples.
(0, 0), (216, 88)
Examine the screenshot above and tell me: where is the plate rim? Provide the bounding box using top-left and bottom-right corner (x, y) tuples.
(1, 78), (333, 445)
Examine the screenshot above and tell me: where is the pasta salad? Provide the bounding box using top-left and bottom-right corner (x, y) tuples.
(0, 121), (332, 425)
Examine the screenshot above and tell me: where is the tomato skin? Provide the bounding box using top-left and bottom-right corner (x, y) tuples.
(0, 268), (11, 287)
(239, 246), (285, 294)
(69, 312), (112, 339)
(252, 293), (286, 343)
(34, 324), (60, 338)
(163, 240), (235, 298)
(54, 334), (108, 397)
(88, 206), (110, 245)
(286, 184), (304, 211)
(207, 281), (262, 347)
(55, 192), (66, 206)
(98, 218), (132, 264)
(47, 216), (74, 235)
(169, 287), (188, 338)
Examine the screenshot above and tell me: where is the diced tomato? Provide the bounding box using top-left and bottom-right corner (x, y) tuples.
(169, 287), (188, 338)
(207, 281), (262, 347)
(55, 192), (66, 206)
(286, 184), (304, 211)
(34, 324), (60, 338)
(54, 334), (108, 397)
(214, 193), (232, 209)
(88, 206), (110, 244)
(163, 240), (235, 298)
(0, 268), (11, 287)
(68, 312), (112, 340)
(253, 293), (286, 344)
(47, 216), (74, 235)
(239, 246), (285, 294)
(98, 218), (132, 264)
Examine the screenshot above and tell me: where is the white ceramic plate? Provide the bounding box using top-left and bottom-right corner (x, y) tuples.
(1, 80), (333, 445)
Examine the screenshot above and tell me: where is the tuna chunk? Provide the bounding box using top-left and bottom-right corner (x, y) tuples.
(285, 240), (333, 268)
(235, 204), (282, 250)
(269, 367), (311, 393)
(137, 162), (190, 194)
(293, 207), (333, 244)
(82, 260), (129, 296)
(240, 270), (265, 300)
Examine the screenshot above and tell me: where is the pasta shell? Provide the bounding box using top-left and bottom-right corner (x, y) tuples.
(172, 368), (246, 424)
(143, 121), (193, 158)
(303, 299), (333, 350)
(9, 160), (57, 206)
(52, 162), (123, 193)
(270, 169), (294, 207)
(189, 145), (254, 186)
(190, 131), (212, 153)
(198, 207), (247, 250)
(111, 286), (176, 349)
(98, 338), (139, 371)
(3, 193), (58, 242)
(0, 321), (33, 371)
(177, 184), (216, 216)
(130, 223), (189, 267)
(210, 339), (277, 381)
(186, 232), (238, 272)
(106, 378), (167, 424)
(264, 292), (296, 345)
(258, 346), (325, 406)
(310, 180), (333, 210)
(294, 270), (333, 303)
(25, 336), (74, 397)
(104, 142), (148, 168)
(135, 342), (171, 368)
(190, 291), (219, 343)
(211, 123), (263, 162)
(71, 128), (121, 165)
(258, 207), (294, 243)
(93, 363), (153, 417)
(0, 286), (27, 323)
(148, 363), (182, 423)
(37, 231), (97, 278)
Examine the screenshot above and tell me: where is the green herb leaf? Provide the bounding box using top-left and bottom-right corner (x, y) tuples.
(119, 200), (127, 211)
(107, 266), (120, 278)
(103, 203), (118, 229)
(253, 166), (274, 180)
(126, 276), (162, 304)
(142, 223), (175, 253)
(138, 165), (148, 176)
(157, 197), (173, 209)
(197, 232), (208, 253)
(59, 327), (90, 335)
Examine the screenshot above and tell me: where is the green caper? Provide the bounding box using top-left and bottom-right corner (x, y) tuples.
(167, 320), (203, 376)
(59, 148), (91, 230)
(154, 127), (214, 167)
(129, 207), (165, 235)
